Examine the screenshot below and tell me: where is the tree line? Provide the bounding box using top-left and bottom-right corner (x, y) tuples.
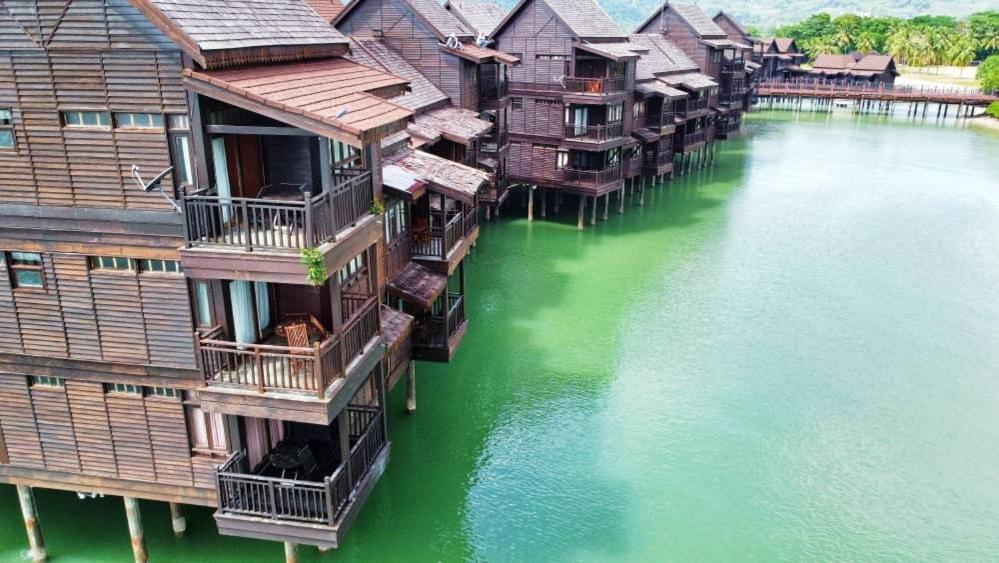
(757, 11), (999, 67)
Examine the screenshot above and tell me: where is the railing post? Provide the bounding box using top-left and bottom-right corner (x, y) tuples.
(314, 342), (324, 399)
(304, 191), (313, 248)
(241, 199), (251, 252)
(267, 481), (277, 520)
(254, 348), (264, 394)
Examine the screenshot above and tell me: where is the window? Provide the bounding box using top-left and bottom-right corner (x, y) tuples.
(193, 281), (213, 327)
(105, 383), (142, 394)
(6, 252), (44, 289)
(384, 199), (408, 244)
(608, 103), (624, 123)
(139, 259), (182, 274)
(185, 402), (227, 453)
(339, 252), (366, 283)
(556, 149), (569, 169)
(114, 112), (164, 129)
(62, 110), (110, 128)
(89, 256), (134, 272)
(607, 147), (621, 167)
(148, 386), (178, 398)
(329, 138), (361, 168)
(0, 108), (13, 149)
(712, 50), (722, 63)
(511, 97), (523, 110)
(30, 376), (64, 387)
(535, 54), (569, 61)
(633, 99), (644, 119)
(535, 99), (559, 106)
(168, 114), (194, 187)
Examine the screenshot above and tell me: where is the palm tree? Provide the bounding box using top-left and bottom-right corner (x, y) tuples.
(886, 26), (913, 65)
(855, 33), (877, 54)
(949, 35), (977, 76)
(805, 36), (841, 61)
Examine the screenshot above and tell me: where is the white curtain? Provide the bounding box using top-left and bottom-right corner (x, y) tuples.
(254, 281), (271, 333)
(245, 417), (268, 469)
(573, 107), (588, 136)
(230, 281), (256, 344)
(211, 137), (232, 222)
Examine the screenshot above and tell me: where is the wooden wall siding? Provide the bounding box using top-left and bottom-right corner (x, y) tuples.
(508, 141), (559, 183)
(191, 455), (220, 489)
(0, 376), (44, 469)
(0, 252), (196, 368)
(0, 48), (186, 210)
(637, 11), (712, 74)
(495, 0), (574, 84)
(65, 380), (117, 477)
(91, 271), (150, 365)
(30, 386), (82, 474)
(337, 0), (465, 103)
(138, 274), (196, 367)
(52, 254), (103, 360)
(0, 259), (24, 354)
(460, 60), (478, 110)
(11, 254), (69, 357)
(1, 375), (198, 486)
(510, 97), (563, 137)
(0, 0), (175, 52)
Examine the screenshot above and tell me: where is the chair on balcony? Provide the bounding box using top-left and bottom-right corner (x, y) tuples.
(284, 322), (312, 375)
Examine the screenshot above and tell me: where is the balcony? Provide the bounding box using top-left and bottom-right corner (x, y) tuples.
(480, 129), (508, 154)
(721, 58), (745, 74)
(624, 157), (643, 179)
(560, 166), (623, 193)
(479, 77), (508, 101)
(563, 121), (624, 142)
(412, 293), (467, 362)
(678, 97), (710, 118)
(214, 405), (388, 549)
(645, 111), (676, 134)
(643, 146), (674, 175)
(563, 77), (626, 94)
(412, 205), (478, 272)
(677, 130), (707, 152)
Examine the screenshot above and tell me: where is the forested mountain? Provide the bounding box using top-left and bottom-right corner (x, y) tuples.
(493, 0), (989, 31)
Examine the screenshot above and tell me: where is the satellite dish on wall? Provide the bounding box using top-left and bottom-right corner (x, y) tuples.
(131, 164), (180, 212)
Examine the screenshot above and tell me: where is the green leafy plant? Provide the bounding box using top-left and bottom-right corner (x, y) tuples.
(986, 101), (999, 119)
(300, 247), (327, 287)
(978, 55), (999, 91)
(370, 197), (386, 215)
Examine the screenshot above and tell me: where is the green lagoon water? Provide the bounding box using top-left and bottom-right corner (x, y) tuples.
(2, 111), (998, 561)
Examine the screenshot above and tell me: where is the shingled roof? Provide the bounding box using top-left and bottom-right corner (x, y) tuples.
(494, 0), (624, 40)
(628, 33), (698, 80)
(336, 0), (473, 39)
(774, 38), (798, 53)
(443, 0), (506, 36)
(712, 10), (747, 36)
(669, 3), (726, 38)
(303, 0), (345, 23)
(136, 0), (349, 68)
(347, 36), (449, 113)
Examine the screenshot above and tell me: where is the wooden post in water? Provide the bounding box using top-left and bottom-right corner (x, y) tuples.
(577, 195), (585, 230)
(554, 189), (561, 213)
(123, 497), (147, 563)
(618, 187), (625, 214)
(169, 502), (186, 537)
(16, 485), (46, 563)
(526, 185), (534, 221)
(590, 196), (597, 225)
(540, 187), (547, 218)
(284, 542), (299, 563)
(406, 361), (416, 413)
(602, 193), (609, 220)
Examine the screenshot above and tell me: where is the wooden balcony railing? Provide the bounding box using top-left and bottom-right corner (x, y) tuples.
(183, 172), (373, 252)
(625, 158), (643, 177)
(682, 131), (707, 147)
(215, 409), (386, 526)
(385, 233), (411, 281)
(678, 98), (709, 117)
(413, 293), (466, 349)
(644, 150), (671, 168)
(721, 59), (745, 73)
(413, 208), (477, 261)
(560, 166), (621, 187)
(481, 129), (508, 153)
(563, 121), (624, 141)
(564, 76), (626, 94)
(479, 77), (508, 100)
(197, 299), (379, 398)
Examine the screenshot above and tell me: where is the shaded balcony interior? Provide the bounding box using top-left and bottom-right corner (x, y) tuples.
(194, 245), (380, 399)
(558, 147), (623, 191)
(182, 99), (373, 252)
(564, 103), (624, 141)
(674, 90), (712, 117)
(643, 136), (674, 174)
(390, 263), (467, 363)
(675, 117), (709, 152)
(478, 62), (509, 103)
(566, 54), (627, 94)
(214, 371), (388, 548)
(410, 188), (478, 264)
(644, 96), (677, 130)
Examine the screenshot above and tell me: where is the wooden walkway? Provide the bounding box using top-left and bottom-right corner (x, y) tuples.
(757, 79), (997, 106)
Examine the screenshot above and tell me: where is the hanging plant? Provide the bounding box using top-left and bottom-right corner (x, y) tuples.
(370, 197), (386, 215)
(300, 247), (327, 287)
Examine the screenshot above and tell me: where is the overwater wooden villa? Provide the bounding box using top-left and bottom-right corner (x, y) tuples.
(752, 37), (807, 79)
(806, 53), (899, 85)
(0, 0), (465, 560)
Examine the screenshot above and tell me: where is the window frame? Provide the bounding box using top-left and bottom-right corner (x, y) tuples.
(61, 110), (111, 129)
(511, 97), (524, 110)
(0, 108), (14, 150)
(88, 255), (136, 273)
(5, 252), (45, 290)
(113, 112), (164, 130)
(139, 258), (182, 275)
(105, 383), (143, 395)
(29, 376), (64, 388)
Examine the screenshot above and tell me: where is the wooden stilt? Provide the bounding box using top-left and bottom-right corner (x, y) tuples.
(169, 502), (186, 537)
(285, 542), (299, 563)
(406, 361), (416, 413)
(602, 193), (609, 220)
(17, 485), (46, 563)
(123, 497), (147, 563)
(618, 187), (625, 214)
(577, 196), (585, 230)
(485, 205), (491, 221)
(589, 196), (596, 225)
(553, 189), (561, 213)
(526, 185), (534, 221)
(540, 187), (547, 218)
(639, 180), (645, 207)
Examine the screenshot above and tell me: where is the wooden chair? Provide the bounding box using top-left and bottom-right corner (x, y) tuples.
(284, 322), (311, 376)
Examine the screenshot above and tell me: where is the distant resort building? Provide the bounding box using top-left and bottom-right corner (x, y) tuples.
(808, 53), (899, 85)
(752, 37), (807, 79)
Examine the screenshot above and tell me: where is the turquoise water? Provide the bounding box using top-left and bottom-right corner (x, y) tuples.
(2, 111), (998, 561)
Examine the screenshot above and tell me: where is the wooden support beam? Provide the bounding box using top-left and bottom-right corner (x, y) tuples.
(602, 193), (609, 221)
(123, 497), (147, 563)
(554, 190), (561, 213)
(577, 196), (585, 230)
(285, 542), (299, 563)
(485, 205), (491, 221)
(540, 187), (547, 218)
(618, 187), (625, 214)
(527, 185), (534, 221)
(590, 196), (597, 225)
(17, 485), (46, 563)
(169, 502), (186, 537)
(406, 361), (416, 413)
